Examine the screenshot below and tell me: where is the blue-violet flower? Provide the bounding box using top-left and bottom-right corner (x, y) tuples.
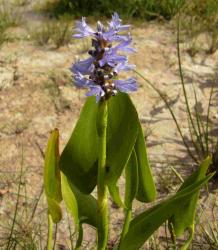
(72, 13), (137, 102)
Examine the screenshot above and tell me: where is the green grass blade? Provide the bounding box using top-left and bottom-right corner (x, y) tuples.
(192, 85), (206, 156)
(206, 81), (215, 153)
(177, 11), (200, 147)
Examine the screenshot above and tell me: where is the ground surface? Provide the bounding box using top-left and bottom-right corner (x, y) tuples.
(0, 1), (218, 249)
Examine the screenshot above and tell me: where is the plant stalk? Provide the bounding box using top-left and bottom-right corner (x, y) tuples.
(75, 223), (83, 250)
(97, 100), (108, 250)
(47, 214), (53, 250)
(119, 209), (132, 245)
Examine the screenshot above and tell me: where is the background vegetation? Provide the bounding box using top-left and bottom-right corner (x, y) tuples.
(42, 0), (185, 20)
(40, 0), (218, 54)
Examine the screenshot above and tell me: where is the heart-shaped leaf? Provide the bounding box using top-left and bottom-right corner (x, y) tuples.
(124, 149), (138, 209)
(61, 173), (97, 248)
(106, 93), (139, 186)
(61, 172), (98, 228)
(135, 122), (156, 202)
(60, 96), (99, 194)
(61, 173), (79, 230)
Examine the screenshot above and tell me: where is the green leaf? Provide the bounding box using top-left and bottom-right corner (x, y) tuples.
(60, 93), (153, 202)
(61, 172), (98, 228)
(135, 123), (156, 202)
(60, 96), (99, 194)
(119, 172), (213, 250)
(60, 93), (138, 195)
(44, 129), (62, 223)
(108, 149), (139, 209)
(106, 93), (139, 186)
(169, 156), (212, 237)
(124, 149), (138, 209)
(61, 173), (79, 230)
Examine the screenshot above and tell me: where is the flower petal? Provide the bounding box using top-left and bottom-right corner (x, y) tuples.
(109, 12), (130, 32)
(71, 57), (95, 75)
(73, 71), (93, 88)
(86, 85), (105, 102)
(73, 17), (95, 38)
(99, 48), (127, 67)
(114, 36), (136, 53)
(113, 77), (138, 93)
(113, 62), (136, 73)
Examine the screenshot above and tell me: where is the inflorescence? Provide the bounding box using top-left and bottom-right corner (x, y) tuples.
(71, 13), (137, 102)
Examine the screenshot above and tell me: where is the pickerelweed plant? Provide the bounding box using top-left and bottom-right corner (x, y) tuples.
(44, 13), (214, 250)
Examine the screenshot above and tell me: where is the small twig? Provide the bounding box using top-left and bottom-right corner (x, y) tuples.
(28, 186), (44, 223)
(35, 140), (45, 158)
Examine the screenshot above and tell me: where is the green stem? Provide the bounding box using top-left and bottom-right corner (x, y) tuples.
(47, 214), (53, 250)
(75, 224), (83, 250)
(168, 221), (177, 248)
(97, 100), (108, 250)
(119, 209), (132, 245)
(181, 226), (194, 250)
(53, 224), (57, 250)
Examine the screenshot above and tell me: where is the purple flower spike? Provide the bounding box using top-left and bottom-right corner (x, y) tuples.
(71, 13), (137, 102)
